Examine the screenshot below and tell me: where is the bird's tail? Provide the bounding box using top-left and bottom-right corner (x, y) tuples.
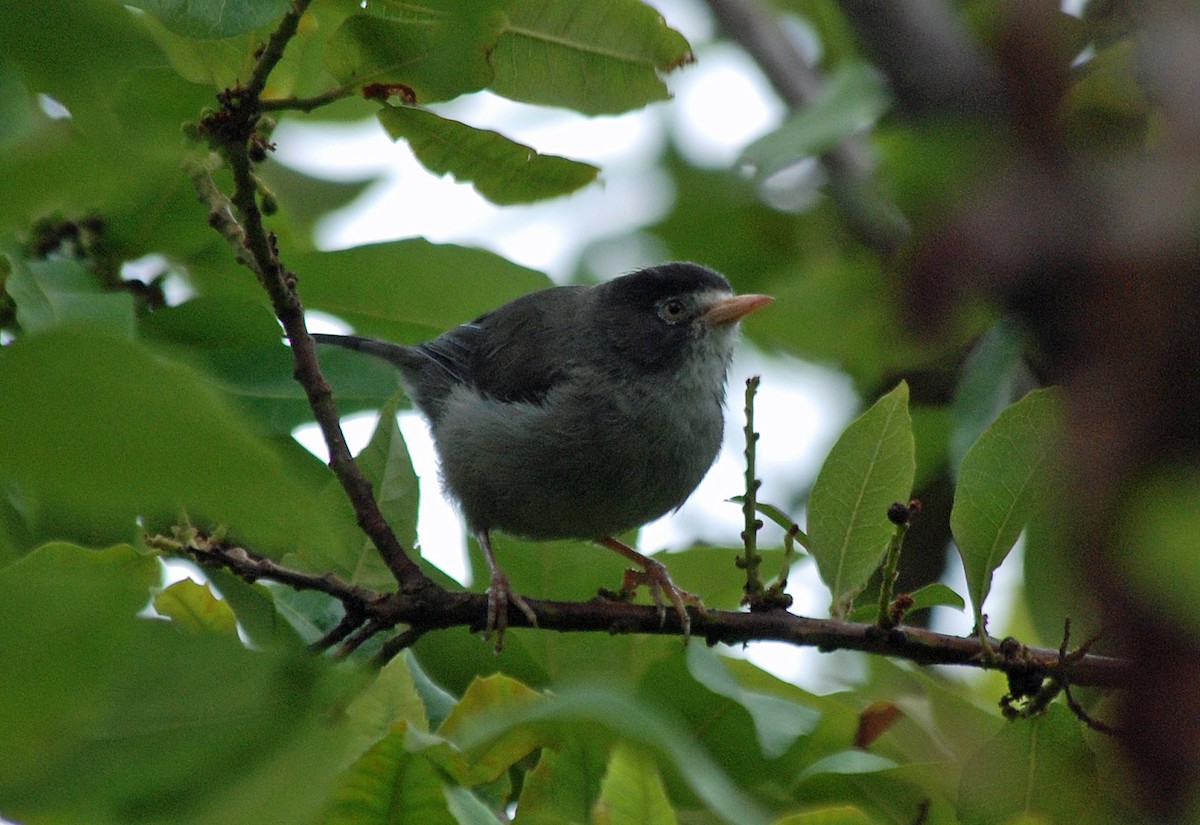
(310, 332), (418, 370)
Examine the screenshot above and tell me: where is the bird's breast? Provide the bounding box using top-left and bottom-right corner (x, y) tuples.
(430, 365), (727, 541)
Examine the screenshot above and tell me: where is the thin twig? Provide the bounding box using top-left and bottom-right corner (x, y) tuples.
(192, 0), (432, 592)
(740, 376), (764, 598)
(260, 86), (354, 113)
(1059, 619), (1121, 735)
(372, 628), (430, 666)
(312, 610), (369, 653)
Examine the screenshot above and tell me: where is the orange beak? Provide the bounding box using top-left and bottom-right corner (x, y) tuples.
(701, 293), (774, 325)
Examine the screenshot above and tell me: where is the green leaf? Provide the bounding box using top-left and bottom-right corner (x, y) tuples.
(808, 381), (915, 616)
(444, 783), (507, 825)
(319, 721), (459, 825)
(1115, 466), (1200, 644)
(740, 63), (889, 179)
(3, 251), (135, 337)
(0, 543), (356, 825)
(325, 7), (505, 104)
(0, 329), (341, 554)
(449, 685), (772, 825)
(153, 578), (239, 635)
(377, 105), (599, 205)
(686, 645), (819, 759)
(729, 497), (800, 536)
(205, 568), (307, 648)
(797, 750), (898, 781)
(593, 742), (679, 825)
(343, 653), (431, 759)
(904, 582), (965, 613)
(490, 0), (693, 115)
(357, 393), (420, 551)
(289, 392), (418, 591)
(950, 388), (1063, 626)
(438, 674), (545, 786)
(772, 806), (877, 825)
(639, 545), (788, 610)
(123, 0), (289, 39)
(846, 581), (965, 622)
(0, 58), (37, 150)
(140, 295), (404, 432)
(957, 705), (1097, 825)
(949, 319), (1029, 473)
(513, 737), (608, 825)
(290, 239), (551, 344)
(0, 0), (162, 126)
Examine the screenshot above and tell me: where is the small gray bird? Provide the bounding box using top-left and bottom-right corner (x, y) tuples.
(312, 262), (771, 648)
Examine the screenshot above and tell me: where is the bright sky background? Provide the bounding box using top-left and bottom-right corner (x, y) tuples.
(276, 0), (1025, 690)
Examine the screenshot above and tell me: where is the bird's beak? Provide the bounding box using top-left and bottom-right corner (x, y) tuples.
(701, 293), (774, 325)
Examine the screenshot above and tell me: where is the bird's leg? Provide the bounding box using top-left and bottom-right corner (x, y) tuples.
(476, 531), (538, 651)
(599, 536), (705, 639)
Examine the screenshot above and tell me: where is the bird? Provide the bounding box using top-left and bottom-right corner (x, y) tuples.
(311, 262), (772, 649)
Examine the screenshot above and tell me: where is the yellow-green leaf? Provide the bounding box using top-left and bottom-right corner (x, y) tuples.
(153, 578), (238, 635)
(592, 743), (678, 825)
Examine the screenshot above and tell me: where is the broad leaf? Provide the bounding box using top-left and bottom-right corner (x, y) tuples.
(2, 251), (135, 337)
(0, 58), (37, 150)
(438, 674), (545, 786)
(513, 737), (608, 825)
(290, 239), (551, 344)
(741, 63), (889, 179)
(772, 806), (876, 825)
(319, 722), (459, 825)
(356, 393), (420, 551)
(593, 742), (679, 825)
(378, 105), (599, 205)
(949, 318), (1029, 473)
(0, 543), (355, 825)
(325, 7), (505, 104)
(950, 388), (1062, 626)
(448, 685), (772, 825)
(958, 705), (1097, 825)
(343, 653), (431, 758)
(0, 329), (342, 554)
(807, 382), (915, 616)
(846, 581), (965, 622)
(153, 578), (238, 635)
(490, 0), (693, 115)
(292, 392), (418, 592)
(686, 645), (819, 759)
(123, 0), (288, 39)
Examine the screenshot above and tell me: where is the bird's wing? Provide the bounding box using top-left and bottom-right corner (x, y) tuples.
(413, 322), (483, 386)
(433, 288), (586, 405)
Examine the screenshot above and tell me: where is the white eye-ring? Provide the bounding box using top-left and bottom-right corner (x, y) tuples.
(659, 298), (686, 322)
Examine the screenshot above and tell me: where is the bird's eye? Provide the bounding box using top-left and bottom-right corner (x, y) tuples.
(658, 298), (686, 322)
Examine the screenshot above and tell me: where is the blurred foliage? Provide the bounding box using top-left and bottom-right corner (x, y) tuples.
(0, 0), (1187, 822)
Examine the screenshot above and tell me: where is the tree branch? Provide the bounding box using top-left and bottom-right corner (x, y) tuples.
(176, 533), (1131, 691)
(188, 0), (435, 594)
(835, 0), (1004, 116)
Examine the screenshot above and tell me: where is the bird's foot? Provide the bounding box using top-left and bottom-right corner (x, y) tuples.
(618, 559), (705, 642)
(485, 568), (538, 653)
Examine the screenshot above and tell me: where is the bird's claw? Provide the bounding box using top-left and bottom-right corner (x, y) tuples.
(619, 559), (705, 642)
(485, 568), (537, 652)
